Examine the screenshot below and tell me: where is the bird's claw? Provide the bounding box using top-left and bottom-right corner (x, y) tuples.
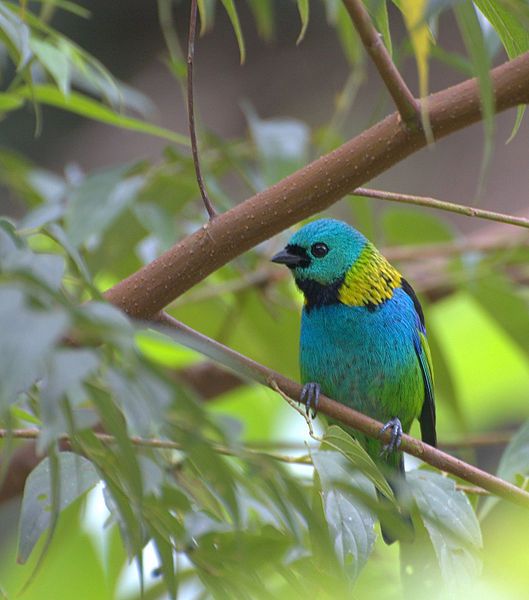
(380, 417), (403, 455)
(300, 382), (320, 419)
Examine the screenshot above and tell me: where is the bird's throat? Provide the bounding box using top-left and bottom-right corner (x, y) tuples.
(295, 277), (343, 312)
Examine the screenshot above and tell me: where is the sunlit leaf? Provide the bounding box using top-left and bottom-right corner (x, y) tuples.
(312, 450), (376, 581)
(481, 420), (529, 518)
(408, 470), (482, 593)
(321, 426), (394, 500)
(18, 452), (100, 563)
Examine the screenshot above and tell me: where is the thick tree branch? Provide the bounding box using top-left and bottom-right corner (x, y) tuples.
(154, 313), (529, 510)
(104, 51), (529, 319)
(342, 0), (420, 126)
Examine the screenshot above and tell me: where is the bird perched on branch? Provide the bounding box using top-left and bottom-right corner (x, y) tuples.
(271, 218), (436, 544)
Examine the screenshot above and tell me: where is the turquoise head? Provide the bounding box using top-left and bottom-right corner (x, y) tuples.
(271, 219), (368, 285)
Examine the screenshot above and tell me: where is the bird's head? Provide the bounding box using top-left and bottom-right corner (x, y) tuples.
(271, 219), (367, 286)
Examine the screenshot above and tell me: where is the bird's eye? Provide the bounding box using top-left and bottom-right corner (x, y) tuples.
(310, 242), (329, 258)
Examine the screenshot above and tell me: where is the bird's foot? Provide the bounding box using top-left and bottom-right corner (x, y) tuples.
(300, 382), (320, 419)
(380, 417), (403, 455)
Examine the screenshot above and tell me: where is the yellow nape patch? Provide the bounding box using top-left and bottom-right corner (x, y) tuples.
(338, 243), (401, 307)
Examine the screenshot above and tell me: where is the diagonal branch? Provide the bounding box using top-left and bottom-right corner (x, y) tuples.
(342, 0), (420, 127)
(187, 0), (217, 219)
(104, 51), (529, 319)
(154, 312), (529, 509)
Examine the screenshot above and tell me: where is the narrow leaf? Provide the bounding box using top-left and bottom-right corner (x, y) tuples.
(220, 0), (246, 63)
(395, 0), (431, 97)
(322, 425), (394, 500)
(454, 2), (494, 186)
(296, 0), (309, 44)
(474, 0), (529, 141)
(14, 85), (189, 146)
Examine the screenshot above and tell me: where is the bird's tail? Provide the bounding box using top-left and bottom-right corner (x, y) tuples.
(377, 452), (414, 545)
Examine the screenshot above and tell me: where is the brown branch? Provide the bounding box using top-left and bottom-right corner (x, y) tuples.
(187, 0), (216, 219)
(342, 0), (420, 127)
(355, 188), (529, 229)
(104, 51), (529, 319)
(154, 313), (529, 510)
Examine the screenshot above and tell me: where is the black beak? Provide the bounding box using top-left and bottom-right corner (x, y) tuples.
(271, 247), (309, 268)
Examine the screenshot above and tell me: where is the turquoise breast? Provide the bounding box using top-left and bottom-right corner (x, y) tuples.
(299, 287), (424, 431)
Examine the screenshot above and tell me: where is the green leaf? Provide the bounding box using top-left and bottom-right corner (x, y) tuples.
(64, 164), (144, 247)
(311, 450), (376, 581)
(296, 0), (309, 44)
(0, 287), (68, 412)
(243, 104), (310, 186)
(0, 226), (66, 289)
(38, 349), (100, 453)
(246, 0), (274, 41)
(395, 0), (431, 97)
(18, 452), (100, 563)
(454, 2), (494, 186)
(473, 0), (529, 141)
(0, 4), (32, 69)
(481, 420), (529, 518)
(321, 426), (394, 500)
(0, 92), (24, 112)
(335, 3), (362, 66)
(45, 223), (93, 284)
(30, 38), (71, 96)
(408, 470), (482, 592)
(14, 85), (189, 146)
(220, 0), (246, 63)
(106, 367), (171, 436)
(197, 0), (216, 35)
(367, 0), (392, 56)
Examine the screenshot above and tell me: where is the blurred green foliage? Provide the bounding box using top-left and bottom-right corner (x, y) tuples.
(1, 1), (529, 599)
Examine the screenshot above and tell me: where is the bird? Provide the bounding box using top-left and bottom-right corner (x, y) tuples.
(271, 218), (436, 544)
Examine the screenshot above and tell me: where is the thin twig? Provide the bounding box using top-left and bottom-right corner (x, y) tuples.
(0, 429), (312, 466)
(153, 313), (529, 510)
(456, 485), (490, 496)
(187, 0), (217, 219)
(342, 0), (420, 127)
(355, 187), (529, 229)
(270, 380), (319, 441)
